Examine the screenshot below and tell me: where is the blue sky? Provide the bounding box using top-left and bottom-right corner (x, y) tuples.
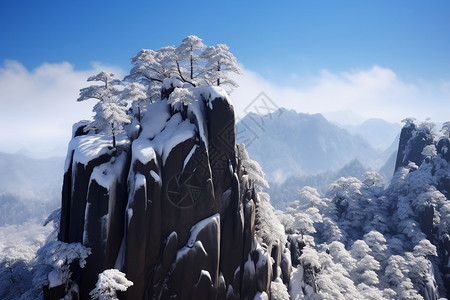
(2, 1), (449, 82)
(1, 1), (450, 156)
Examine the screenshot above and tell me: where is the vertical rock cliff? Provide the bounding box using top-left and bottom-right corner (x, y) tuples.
(394, 120), (450, 297)
(56, 85), (290, 299)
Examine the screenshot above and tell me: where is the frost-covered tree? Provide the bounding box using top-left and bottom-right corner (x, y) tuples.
(123, 82), (147, 122)
(84, 98), (131, 148)
(125, 35), (242, 96)
(441, 121), (450, 138)
(167, 87), (196, 112)
(79, 71), (131, 147)
(385, 255), (423, 300)
(201, 44), (242, 89)
(175, 35), (206, 82)
(362, 171), (384, 189)
(127, 46), (177, 85)
(284, 188), (325, 239)
(350, 240), (380, 286)
(77, 71), (121, 102)
(34, 241), (91, 294)
(280, 186), (342, 244)
(437, 202), (450, 240)
(363, 230), (388, 265)
(418, 119), (437, 138)
(89, 269), (133, 300)
(421, 144), (437, 158)
(236, 143), (269, 191)
(401, 117), (416, 125)
(327, 177), (367, 238)
(327, 241), (356, 272)
(314, 250), (361, 300)
(279, 118), (450, 299)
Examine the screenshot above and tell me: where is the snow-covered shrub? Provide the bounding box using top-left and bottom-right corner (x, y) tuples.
(270, 278), (290, 300)
(89, 269), (133, 300)
(255, 192), (287, 246)
(35, 241), (91, 290)
(167, 87), (196, 112)
(236, 143), (269, 191)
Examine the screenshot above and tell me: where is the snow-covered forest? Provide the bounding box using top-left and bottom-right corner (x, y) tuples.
(1, 36), (450, 300)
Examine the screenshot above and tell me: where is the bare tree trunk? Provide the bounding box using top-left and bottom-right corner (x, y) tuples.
(138, 105), (141, 123)
(111, 123), (116, 148)
(190, 55), (194, 80)
(217, 62), (221, 86)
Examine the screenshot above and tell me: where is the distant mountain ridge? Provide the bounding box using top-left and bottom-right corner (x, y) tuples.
(0, 152), (64, 225)
(338, 118), (402, 150)
(236, 108), (397, 184)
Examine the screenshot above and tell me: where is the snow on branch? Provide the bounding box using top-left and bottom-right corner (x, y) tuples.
(89, 269), (133, 300)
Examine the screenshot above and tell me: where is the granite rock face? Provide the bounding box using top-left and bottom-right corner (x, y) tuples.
(394, 121), (434, 172)
(393, 121), (450, 296)
(56, 86), (289, 299)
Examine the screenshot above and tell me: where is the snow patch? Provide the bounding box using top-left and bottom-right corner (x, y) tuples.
(150, 170), (160, 183)
(183, 145), (198, 171)
(127, 208), (133, 223)
(196, 85), (231, 110)
(253, 292), (269, 300)
(134, 173), (146, 191)
(289, 266), (306, 299)
(176, 240), (206, 262)
(187, 213), (220, 247)
(65, 132), (128, 172)
(162, 77), (183, 90)
(187, 98), (209, 148)
(132, 137), (156, 165)
(161, 118), (196, 165)
(83, 202), (91, 245)
(90, 152), (127, 189)
(175, 214), (220, 262)
(48, 269), (64, 288)
(134, 109), (196, 166)
(199, 270), (212, 283)
(139, 99), (171, 140)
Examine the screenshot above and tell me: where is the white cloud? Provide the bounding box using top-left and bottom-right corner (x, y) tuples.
(0, 60), (125, 157)
(1, 60), (448, 157)
(230, 65), (450, 125)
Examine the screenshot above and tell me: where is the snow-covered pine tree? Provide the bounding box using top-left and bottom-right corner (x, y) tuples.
(175, 35), (206, 82)
(85, 98), (131, 148)
(89, 269), (133, 300)
(125, 46), (177, 87)
(200, 44), (242, 90)
(440, 121), (450, 138)
(35, 241), (91, 297)
(125, 36), (242, 94)
(123, 82), (147, 122)
(78, 71), (131, 147)
(77, 71), (121, 102)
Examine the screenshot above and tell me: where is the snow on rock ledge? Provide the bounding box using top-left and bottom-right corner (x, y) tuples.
(57, 85), (289, 300)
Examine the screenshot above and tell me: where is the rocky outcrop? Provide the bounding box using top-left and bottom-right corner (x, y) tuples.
(394, 122), (450, 297)
(394, 121), (434, 172)
(56, 86), (289, 299)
